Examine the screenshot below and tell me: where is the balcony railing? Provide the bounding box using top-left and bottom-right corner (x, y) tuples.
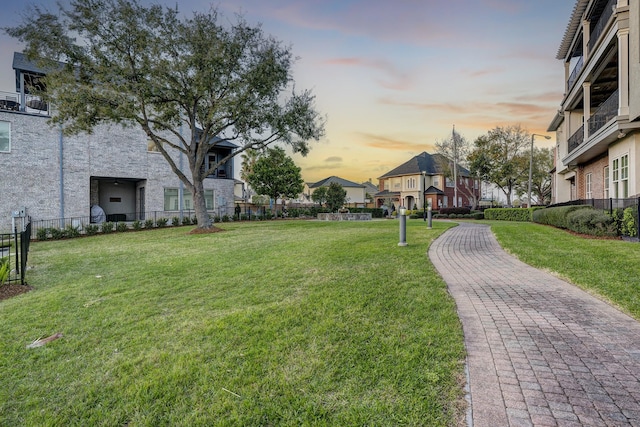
(567, 56), (584, 91)
(588, 89), (618, 136)
(588, 0), (616, 54)
(0, 90), (50, 115)
(568, 124), (584, 153)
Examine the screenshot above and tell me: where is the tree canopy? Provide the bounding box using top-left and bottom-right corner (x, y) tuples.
(5, 0), (325, 229)
(435, 128), (479, 208)
(325, 182), (347, 212)
(245, 147), (304, 214)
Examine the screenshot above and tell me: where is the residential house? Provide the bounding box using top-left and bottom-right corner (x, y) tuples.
(308, 176), (367, 208)
(0, 52), (236, 231)
(375, 151), (480, 211)
(549, 0), (640, 203)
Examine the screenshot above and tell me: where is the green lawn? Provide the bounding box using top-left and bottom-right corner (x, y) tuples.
(490, 221), (640, 319)
(0, 219), (465, 426)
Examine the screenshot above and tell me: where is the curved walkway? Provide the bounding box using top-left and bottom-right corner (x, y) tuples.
(429, 222), (640, 427)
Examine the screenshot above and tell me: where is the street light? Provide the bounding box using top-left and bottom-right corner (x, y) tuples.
(422, 171), (426, 221)
(528, 133), (551, 208)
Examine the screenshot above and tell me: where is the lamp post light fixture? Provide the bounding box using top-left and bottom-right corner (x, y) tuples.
(528, 133), (551, 208)
(398, 206), (407, 246)
(422, 171), (427, 221)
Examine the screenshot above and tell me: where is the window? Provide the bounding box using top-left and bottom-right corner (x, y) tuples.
(612, 155), (629, 198)
(433, 177), (440, 188)
(445, 177), (454, 187)
(585, 173), (592, 199)
(406, 177), (416, 189)
(612, 158), (619, 198)
(604, 166), (609, 199)
(147, 138), (163, 152)
(0, 121), (10, 152)
(164, 188), (214, 210)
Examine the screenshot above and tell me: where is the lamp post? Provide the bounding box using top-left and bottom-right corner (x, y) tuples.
(422, 171), (426, 221)
(528, 133), (551, 208)
(427, 202), (432, 229)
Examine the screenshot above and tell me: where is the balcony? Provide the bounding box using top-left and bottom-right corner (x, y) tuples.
(587, 89), (618, 136)
(587, 0), (616, 55)
(567, 56), (583, 91)
(568, 124), (584, 154)
(0, 90), (50, 115)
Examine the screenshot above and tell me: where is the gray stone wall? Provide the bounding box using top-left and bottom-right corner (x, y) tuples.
(0, 111), (235, 231)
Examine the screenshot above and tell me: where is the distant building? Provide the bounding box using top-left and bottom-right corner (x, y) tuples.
(307, 176), (367, 207)
(375, 151), (480, 211)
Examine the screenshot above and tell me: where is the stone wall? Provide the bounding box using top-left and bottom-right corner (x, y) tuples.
(317, 213), (372, 221)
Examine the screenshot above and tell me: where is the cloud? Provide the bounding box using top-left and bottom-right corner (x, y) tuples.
(357, 132), (432, 151)
(323, 57), (413, 90)
(324, 156), (342, 162)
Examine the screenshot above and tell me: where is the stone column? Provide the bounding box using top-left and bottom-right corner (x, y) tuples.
(618, 28), (630, 116)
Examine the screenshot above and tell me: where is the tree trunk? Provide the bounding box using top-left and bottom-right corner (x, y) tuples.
(193, 180), (213, 229)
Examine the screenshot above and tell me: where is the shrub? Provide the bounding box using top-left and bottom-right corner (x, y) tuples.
(472, 212), (484, 220)
(85, 224), (99, 236)
(182, 216), (191, 226)
(172, 216), (180, 226)
(116, 222), (128, 233)
(0, 257), (9, 286)
(132, 220), (143, 231)
(439, 207), (471, 216)
(484, 208), (533, 222)
(533, 205), (591, 229)
(36, 228), (49, 240)
(144, 219), (155, 229)
(565, 208), (617, 237)
(156, 218), (168, 228)
(191, 216), (197, 225)
(50, 228), (64, 239)
(621, 207), (638, 237)
(101, 222), (115, 234)
(64, 224), (81, 238)
(221, 215), (230, 222)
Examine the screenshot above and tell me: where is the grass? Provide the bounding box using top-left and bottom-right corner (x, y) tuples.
(0, 219), (465, 426)
(490, 221), (640, 319)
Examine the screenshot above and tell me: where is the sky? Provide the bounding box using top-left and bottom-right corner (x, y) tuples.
(0, 0), (576, 184)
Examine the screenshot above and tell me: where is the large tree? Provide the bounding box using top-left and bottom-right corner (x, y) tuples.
(325, 182), (347, 212)
(468, 125), (530, 207)
(245, 147), (304, 216)
(5, 0), (325, 229)
(435, 128), (479, 208)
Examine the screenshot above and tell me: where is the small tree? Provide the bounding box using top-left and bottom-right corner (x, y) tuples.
(311, 186), (328, 206)
(468, 125), (530, 207)
(435, 129), (479, 208)
(325, 182), (347, 212)
(246, 147), (304, 216)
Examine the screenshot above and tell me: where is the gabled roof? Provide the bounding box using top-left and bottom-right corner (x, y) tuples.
(424, 185), (445, 195)
(378, 151), (472, 179)
(361, 180), (379, 195)
(310, 176), (365, 189)
(13, 52), (50, 75)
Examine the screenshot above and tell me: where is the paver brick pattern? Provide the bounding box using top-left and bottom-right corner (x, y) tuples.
(429, 223), (640, 427)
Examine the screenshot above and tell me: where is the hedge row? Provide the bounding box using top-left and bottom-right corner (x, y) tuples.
(483, 208), (536, 222)
(532, 205), (618, 237)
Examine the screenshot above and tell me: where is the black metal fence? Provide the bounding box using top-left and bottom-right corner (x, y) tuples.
(0, 222), (32, 286)
(548, 197), (640, 239)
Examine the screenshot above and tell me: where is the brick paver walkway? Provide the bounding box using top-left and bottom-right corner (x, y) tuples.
(429, 222), (640, 427)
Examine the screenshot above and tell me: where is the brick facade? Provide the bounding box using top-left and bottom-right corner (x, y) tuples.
(575, 154), (608, 199)
(0, 110), (235, 231)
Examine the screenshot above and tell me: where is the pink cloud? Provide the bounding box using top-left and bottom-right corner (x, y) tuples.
(324, 57), (413, 90)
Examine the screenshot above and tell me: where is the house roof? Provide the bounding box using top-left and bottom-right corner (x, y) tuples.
(374, 190), (400, 198)
(13, 52), (50, 75)
(310, 176), (365, 189)
(361, 180), (379, 195)
(378, 151), (472, 179)
(424, 185), (445, 195)
(556, 0), (588, 60)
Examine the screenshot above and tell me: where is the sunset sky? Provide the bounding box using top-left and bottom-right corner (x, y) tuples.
(0, 0), (575, 184)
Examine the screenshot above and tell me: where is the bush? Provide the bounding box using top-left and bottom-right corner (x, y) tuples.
(116, 222), (128, 233)
(64, 224), (81, 238)
(621, 207), (638, 237)
(101, 222), (115, 234)
(565, 208), (617, 237)
(36, 228), (49, 240)
(484, 208), (533, 222)
(132, 220), (143, 231)
(85, 224), (99, 236)
(0, 257), (9, 286)
(533, 205), (591, 229)
(156, 218), (168, 228)
(50, 228), (64, 240)
(144, 219), (155, 229)
(182, 216), (191, 226)
(472, 212), (484, 220)
(439, 207), (471, 216)
(191, 216), (197, 225)
(221, 215), (230, 222)
(172, 216), (180, 226)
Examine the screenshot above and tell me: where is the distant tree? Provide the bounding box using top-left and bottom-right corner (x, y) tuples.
(246, 147), (304, 216)
(311, 186), (328, 206)
(325, 182), (347, 212)
(468, 125), (530, 207)
(6, 0), (325, 230)
(516, 146), (554, 205)
(240, 149), (261, 183)
(435, 128), (479, 208)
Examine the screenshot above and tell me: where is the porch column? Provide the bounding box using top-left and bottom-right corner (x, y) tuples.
(618, 28), (630, 116)
(583, 82), (591, 140)
(583, 19), (590, 58)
